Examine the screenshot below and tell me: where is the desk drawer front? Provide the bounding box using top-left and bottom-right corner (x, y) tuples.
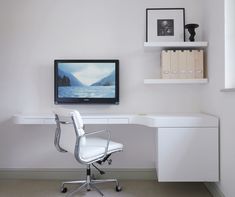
(83, 118), (108, 124)
(157, 128), (219, 182)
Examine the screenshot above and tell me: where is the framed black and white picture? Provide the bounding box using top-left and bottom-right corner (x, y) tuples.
(146, 8), (185, 42)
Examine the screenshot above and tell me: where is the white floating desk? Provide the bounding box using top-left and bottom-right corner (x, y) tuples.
(13, 113), (218, 128)
(13, 113), (219, 182)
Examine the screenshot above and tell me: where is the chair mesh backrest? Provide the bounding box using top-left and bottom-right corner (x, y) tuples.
(70, 110), (85, 136)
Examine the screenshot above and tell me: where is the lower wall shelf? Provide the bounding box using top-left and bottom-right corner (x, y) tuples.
(144, 78), (208, 84)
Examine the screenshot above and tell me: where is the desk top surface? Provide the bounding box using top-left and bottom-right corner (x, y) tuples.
(13, 113), (219, 128)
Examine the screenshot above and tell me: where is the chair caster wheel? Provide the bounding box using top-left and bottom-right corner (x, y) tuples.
(60, 187), (67, 193)
(116, 185), (122, 192)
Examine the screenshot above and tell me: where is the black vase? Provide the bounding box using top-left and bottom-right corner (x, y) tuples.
(185, 24), (199, 42)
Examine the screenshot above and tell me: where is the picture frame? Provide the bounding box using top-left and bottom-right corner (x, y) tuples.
(146, 8), (185, 42)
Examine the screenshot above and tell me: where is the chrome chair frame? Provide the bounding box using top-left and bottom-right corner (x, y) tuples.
(54, 113), (121, 197)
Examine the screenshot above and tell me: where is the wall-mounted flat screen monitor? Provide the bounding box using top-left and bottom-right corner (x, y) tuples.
(54, 59), (119, 104)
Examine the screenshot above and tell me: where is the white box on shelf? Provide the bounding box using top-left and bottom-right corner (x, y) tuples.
(161, 50), (171, 79)
(178, 50), (187, 79)
(185, 50), (195, 79)
(170, 50), (179, 79)
(194, 50), (204, 79)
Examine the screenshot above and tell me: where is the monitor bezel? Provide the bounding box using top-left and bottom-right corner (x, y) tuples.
(54, 59), (119, 104)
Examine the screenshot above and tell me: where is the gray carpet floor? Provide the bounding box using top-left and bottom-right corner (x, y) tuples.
(0, 180), (212, 197)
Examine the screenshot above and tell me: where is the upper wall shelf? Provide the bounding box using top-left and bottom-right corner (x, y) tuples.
(144, 42), (208, 48)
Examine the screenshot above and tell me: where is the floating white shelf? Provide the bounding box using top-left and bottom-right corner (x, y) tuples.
(144, 42), (208, 48)
(144, 78), (209, 84)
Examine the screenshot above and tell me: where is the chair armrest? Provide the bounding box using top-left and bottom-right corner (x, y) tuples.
(85, 129), (108, 136)
(84, 129), (111, 159)
(59, 121), (72, 125)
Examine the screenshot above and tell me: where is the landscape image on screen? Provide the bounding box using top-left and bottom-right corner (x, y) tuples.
(57, 63), (116, 98)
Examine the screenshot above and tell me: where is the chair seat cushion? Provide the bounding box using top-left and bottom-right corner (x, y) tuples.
(80, 137), (123, 162)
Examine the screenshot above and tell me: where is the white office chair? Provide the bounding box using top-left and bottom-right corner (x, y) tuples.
(54, 109), (123, 197)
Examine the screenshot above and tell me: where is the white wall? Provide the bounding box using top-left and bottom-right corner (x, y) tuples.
(202, 0), (235, 196)
(225, 0), (235, 88)
(0, 0), (204, 169)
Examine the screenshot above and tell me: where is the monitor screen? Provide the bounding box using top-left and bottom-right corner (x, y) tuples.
(54, 59), (119, 104)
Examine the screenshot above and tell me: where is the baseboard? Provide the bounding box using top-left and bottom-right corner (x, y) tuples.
(204, 183), (225, 197)
(0, 168), (156, 180)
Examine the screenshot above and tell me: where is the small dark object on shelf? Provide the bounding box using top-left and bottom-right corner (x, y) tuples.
(185, 24), (199, 42)
(60, 187), (67, 193)
(116, 185), (122, 192)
